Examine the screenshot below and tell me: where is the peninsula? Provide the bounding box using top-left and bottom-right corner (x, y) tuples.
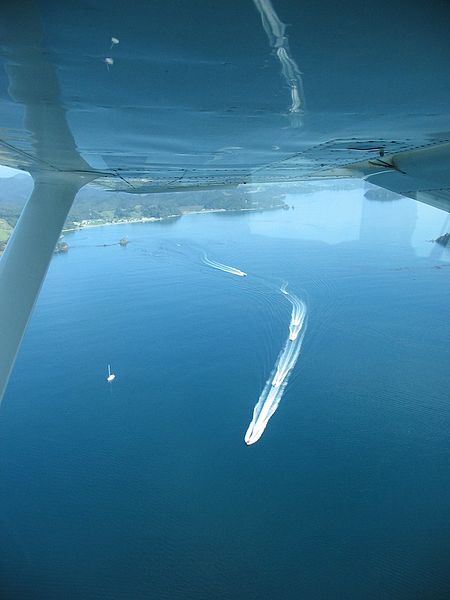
(0, 173), (287, 252)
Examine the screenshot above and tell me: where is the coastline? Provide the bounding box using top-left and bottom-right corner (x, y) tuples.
(61, 205), (284, 234)
(62, 214), (180, 233)
(0, 204), (286, 254)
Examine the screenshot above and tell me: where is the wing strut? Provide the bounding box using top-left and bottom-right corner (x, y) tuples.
(0, 173), (87, 402)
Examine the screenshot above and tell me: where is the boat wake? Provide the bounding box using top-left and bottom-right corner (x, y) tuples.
(244, 284), (307, 445)
(203, 253), (247, 277)
(282, 282), (306, 342)
(202, 249), (307, 445)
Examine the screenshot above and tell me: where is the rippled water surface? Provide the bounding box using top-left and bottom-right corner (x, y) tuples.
(1, 182), (450, 599)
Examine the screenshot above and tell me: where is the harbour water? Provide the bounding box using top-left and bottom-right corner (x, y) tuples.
(1, 182), (450, 599)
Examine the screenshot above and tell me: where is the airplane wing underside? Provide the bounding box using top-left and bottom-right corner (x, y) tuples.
(0, 0), (449, 197)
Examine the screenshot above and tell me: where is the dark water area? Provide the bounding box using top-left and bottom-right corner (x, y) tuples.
(1, 183), (450, 599)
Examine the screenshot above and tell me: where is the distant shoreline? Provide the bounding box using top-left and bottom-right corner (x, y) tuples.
(62, 214), (179, 233)
(0, 204), (286, 254)
(61, 205), (284, 234)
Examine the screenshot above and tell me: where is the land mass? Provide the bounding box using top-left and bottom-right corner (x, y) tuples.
(0, 173), (290, 252)
(434, 233), (450, 247)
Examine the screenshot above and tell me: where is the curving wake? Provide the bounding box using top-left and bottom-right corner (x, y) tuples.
(244, 284), (307, 445)
(281, 282), (307, 342)
(202, 249), (307, 445)
(203, 253), (247, 277)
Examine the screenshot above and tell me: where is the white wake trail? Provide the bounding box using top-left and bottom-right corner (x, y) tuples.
(281, 283), (306, 342)
(203, 253), (247, 277)
(245, 284), (307, 445)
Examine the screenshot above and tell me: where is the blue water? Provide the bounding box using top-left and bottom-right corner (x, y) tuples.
(1, 183), (450, 599)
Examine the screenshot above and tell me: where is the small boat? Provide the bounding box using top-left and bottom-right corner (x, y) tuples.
(106, 364), (116, 382)
(271, 375), (281, 387)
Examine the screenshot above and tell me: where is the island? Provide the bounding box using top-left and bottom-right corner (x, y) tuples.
(54, 241), (69, 254)
(435, 233), (450, 247)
